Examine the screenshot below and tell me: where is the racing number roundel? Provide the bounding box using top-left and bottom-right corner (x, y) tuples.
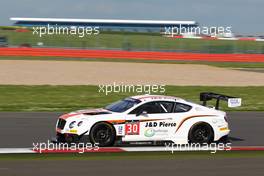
(125, 122), (140, 135)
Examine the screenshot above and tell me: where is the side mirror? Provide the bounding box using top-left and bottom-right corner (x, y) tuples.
(136, 110), (148, 116)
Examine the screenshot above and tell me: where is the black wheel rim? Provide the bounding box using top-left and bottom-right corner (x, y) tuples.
(192, 125), (210, 143)
(93, 126), (112, 145)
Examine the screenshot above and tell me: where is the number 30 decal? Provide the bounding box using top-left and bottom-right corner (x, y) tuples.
(125, 122), (140, 135)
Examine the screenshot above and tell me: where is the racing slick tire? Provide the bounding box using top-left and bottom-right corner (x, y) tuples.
(89, 122), (116, 147)
(188, 122), (214, 144)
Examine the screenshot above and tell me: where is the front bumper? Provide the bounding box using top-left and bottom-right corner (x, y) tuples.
(56, 132), (90, 144)
(56, 132), (81, 143)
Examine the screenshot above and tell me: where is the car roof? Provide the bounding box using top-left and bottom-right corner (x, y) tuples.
(130, 94), (184, 102)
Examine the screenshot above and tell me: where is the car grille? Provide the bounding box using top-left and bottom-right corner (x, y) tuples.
(57, 119), (66, 130)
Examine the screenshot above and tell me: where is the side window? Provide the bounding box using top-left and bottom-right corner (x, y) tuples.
(129, 101), (174, 114)
(174, 103), (192, 113)
(159, 101), (174, 113)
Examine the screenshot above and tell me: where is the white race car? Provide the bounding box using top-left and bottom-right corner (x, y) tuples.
(55, 92), (241, 146)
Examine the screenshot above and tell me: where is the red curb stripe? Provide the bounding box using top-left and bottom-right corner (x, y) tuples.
(228, 147), (264, 151)
(173, 35), (183, 38)
(239, 38), (257, 41)
(0, 48), (264, 62)
(33, 147), (125, 153)
(202, 36), (218, 40)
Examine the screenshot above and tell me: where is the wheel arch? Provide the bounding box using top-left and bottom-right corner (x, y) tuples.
(89, 121), (117, 135)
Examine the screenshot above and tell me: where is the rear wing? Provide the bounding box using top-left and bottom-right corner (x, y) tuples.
(200, 92), (242, 110)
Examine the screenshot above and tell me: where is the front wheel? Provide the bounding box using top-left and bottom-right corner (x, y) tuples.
(189, 123), (214, 144)
(89, 122), (116, 147)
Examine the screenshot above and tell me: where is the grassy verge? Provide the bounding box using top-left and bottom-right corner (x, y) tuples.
(0, 85), (263, 112)
(0, 151), (264, 160)
(1, 56), (264, 69)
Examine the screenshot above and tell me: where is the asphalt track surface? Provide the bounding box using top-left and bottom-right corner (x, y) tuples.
(0, 112), (263, 176)
(0, 112), (263, 148)
(0, 158), (264, 176)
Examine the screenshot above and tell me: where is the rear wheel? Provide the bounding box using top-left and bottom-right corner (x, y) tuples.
(189, 123), (214, 144)
(89, 122), (116, 147)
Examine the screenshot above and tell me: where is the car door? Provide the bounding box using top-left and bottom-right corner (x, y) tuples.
(122, 101), (177, 142)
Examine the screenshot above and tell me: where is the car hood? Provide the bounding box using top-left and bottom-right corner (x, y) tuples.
(59, 108), (112, 120)
(75, 108), (112, 115)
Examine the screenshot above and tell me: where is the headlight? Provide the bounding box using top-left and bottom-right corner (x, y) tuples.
(69, 121), (76, 129)
(77, 121), (83, 127)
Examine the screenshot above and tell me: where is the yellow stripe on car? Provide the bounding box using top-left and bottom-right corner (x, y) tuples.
(219, 127), (229, 131)
(69, 129), (77, 133)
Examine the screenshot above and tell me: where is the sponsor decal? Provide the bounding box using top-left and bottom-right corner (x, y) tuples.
(69, 129), (77, 133)
(145, 121), (176, 128)
(117, 126), (124, 135)
(228, 98), (242, 108)
(144, 129), (155, 137)
(125, 122), (140, 135)
(144, 128), (168, 137)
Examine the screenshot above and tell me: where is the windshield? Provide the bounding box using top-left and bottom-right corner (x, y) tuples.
(105, 98), (141, 113)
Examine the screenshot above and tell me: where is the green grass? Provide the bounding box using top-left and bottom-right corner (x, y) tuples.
(1, 56), (264, 69)
(1, 29), (264, 54)
(0, 85), (263, 112)
(0, 151), (264, 160)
